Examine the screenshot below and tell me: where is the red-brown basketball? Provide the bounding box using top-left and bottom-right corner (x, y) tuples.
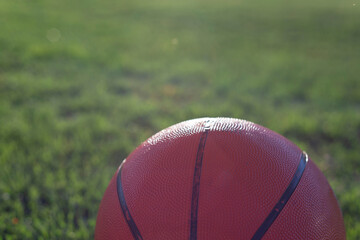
(95, 118), (346, 239)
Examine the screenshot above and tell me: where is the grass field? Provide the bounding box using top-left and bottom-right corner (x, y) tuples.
(0, 0), (359, 239)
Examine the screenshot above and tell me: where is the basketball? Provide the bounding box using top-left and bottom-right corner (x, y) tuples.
(95, 118), (346, 239)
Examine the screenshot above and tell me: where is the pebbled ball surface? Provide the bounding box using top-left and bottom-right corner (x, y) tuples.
(95, 117), (346, 240)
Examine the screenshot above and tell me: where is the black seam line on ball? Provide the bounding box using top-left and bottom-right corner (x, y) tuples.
(117, 162), (144, 240)
(189, 122), (211, 240)
(251, 152), (308, 240)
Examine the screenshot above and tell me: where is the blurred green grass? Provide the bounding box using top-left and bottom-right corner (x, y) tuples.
(0, 0), (359, 239)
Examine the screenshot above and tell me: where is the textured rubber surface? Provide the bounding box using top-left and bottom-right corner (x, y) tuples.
(263, 159), (346, 239)
(95, 172), (134, 240)
(251, 152), (308, 240)
(95, 117), (346, 240)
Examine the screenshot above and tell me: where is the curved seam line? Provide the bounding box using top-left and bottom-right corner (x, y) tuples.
(189, 123), (210, 240)
(251, 151), (309, 240)
(117, 162), (144, 240)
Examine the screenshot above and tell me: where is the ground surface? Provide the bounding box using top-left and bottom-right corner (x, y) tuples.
(0, 0), (359, 239)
